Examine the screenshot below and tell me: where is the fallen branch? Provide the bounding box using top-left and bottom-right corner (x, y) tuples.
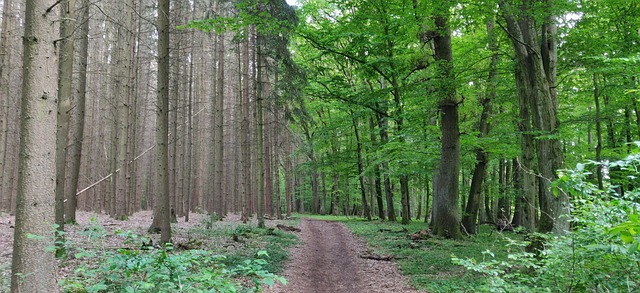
(276, 224), (301, 232)
(378, 227), (408, 233)
(359, 253), (394, 261)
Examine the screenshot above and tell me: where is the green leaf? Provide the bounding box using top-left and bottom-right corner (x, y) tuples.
(26, 233), (45, 241)
(620, 231), (634, 244)
(628, 241), (639, 255)
(263, 277), (275, 286)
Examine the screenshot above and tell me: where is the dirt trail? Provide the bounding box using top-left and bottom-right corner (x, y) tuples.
(266, 218), (420, 293)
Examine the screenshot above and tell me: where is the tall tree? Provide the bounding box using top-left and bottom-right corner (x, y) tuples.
(55, 0), (77, 243)
(461, 16), (499, 234)
(0, 0), (13, 210)
(351, 114), (371, 220)
(65, 0), (90, 224)
(213, 6), (225, 216)
(430, 1), (463, 239)
(149, 0), (172, 244)
(501, 0), (568, 233)
(10, 0), (59, 290)
(256, 33), (265, 228)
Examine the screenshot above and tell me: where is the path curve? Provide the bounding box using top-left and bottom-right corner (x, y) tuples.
(266, 218), (420, 293)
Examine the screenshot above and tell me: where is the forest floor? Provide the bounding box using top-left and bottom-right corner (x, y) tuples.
(0, 212), (422, 292)
(265, 218), (421, 293)
(0, 210), (210, 290)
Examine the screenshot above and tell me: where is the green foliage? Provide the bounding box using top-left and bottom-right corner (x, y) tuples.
(455, 152), (640, 292)
(60, 228), (287, 292)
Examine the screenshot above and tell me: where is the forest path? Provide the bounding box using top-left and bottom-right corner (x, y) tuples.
(266, 218), (420, 293)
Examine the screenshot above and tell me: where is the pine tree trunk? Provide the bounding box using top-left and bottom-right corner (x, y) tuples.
(284, 114), (293, 217)
(256, 35), (265, 228)
(10, 0), (59, 290)
(150, 0), (172, 244)
(66, 0), (89, 224)
(241, 31), (251, 222)
(55, 0), (76, 238)
(0, 0), (13, 210)
(214, 29), (225, 216)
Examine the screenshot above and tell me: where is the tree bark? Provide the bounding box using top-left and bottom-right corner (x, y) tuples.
(431, 12), (463, 239)
(65, 0), (90, 224)
(55, 0), (77, 240)
(0, 0), (13, 210)
(10, 0), (59, 290)
(501, 0), (568, 233)
(150, 0), (172, 244)
(284, 116), (293, 217)
(241, 30), (251, 222)
(256, 35), (265, 228)
(213, 25), (225, 216)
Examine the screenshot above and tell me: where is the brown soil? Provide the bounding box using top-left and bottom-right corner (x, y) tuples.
(266, 218), (421, 293)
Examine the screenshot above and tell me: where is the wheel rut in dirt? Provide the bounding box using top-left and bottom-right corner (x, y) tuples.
(267, 218), (420, 293)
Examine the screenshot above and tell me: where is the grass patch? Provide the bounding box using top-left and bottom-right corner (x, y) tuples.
(310, 215), (518, 292)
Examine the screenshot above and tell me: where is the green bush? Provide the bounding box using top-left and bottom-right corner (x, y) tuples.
(454, 152), (640, 292)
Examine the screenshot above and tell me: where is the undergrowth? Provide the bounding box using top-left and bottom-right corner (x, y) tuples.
(58, 216), (299, 293)
(452, 154), (640, 292)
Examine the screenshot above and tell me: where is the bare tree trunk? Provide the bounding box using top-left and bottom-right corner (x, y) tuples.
(55, 0), (77, 241)
(256, 34), (265, 228)
(169, 30), (180, 223)
(284, 114), (293, 217)
(273, 111), (282, 219)
(185, 4), (196, 221)
(65, 0), (90, 224)
(263, 103), (273, 218)
(241, 31), (251, 222)
(213, 26), (225, 216)
(149, 0), (172, 244)
(0, 0), (13, 210)
(10, 0), (59, 290)
(116, 0), (134, 220)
